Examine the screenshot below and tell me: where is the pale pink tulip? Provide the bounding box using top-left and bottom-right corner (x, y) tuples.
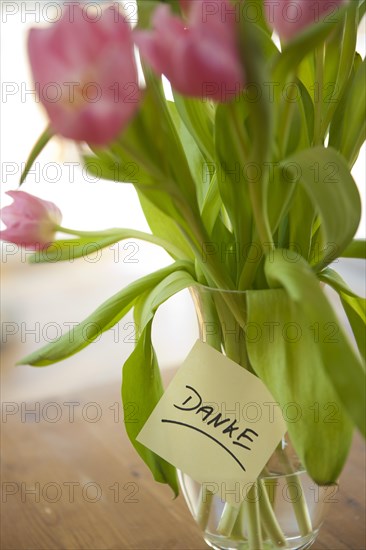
(265, 0), (345, 40)
(0, 191), (62, 249)
(28, 5), (141, 145)
(135, 0), (244, 102)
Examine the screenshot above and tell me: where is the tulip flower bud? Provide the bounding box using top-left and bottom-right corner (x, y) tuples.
(135, 0), (245, 102)
(265, 0), (345, 40)
(0, 191), (62, 249)
(28, 4), (141, 145)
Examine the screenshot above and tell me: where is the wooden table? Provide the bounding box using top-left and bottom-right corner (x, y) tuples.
(1, 380), (365, 550)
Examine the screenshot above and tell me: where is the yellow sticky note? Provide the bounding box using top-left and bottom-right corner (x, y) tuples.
(137, 340), (286, 506)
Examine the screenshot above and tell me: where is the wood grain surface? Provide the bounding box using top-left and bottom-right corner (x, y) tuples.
(1, 380), (365, 550)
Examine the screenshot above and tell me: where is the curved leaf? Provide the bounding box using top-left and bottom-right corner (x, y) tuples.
(264, 250), (366, 437)
(319, 267), (366, 360)
(201, 173), (222, 234)
(246, 287), (353, 484)
(135, 270), (196, 332)
(282, 147), (361, 269)
(321, 1), (358, 135)
(20, 126), (53, 185)
(329, 58), (366, 165)
(340, 239), (366, 259)
(17, 262), (191, 366)
(122, 322), (179, 495)
(137, 191), (194, 260)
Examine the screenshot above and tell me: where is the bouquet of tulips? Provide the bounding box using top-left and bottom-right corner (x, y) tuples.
(1, 0), (365, 546)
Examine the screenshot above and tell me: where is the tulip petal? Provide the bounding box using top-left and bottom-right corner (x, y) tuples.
(28, 5), (141, 145)
(265, 0), (345, 40)
(0, 191), (61, 249)
(136, 0), (244, 102)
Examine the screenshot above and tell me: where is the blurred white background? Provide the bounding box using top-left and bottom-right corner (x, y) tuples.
(0, 1), (365, 401)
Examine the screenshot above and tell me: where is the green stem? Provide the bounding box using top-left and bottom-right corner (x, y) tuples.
(214, 296), (243, 364)
(278, 448), (312, 536)
(176, 200), (251, 328)
(191, 286), (222, 351)
(232, 502), (247, 540)
(261, 472), (277, 507)
(56, 226), (186, 259)
(196, 487), (214, 531)
(217, 503), (240, 536)
(238, 233), (262, 290)
(259, 479), (288, 547)
(244, 482), (263, 550)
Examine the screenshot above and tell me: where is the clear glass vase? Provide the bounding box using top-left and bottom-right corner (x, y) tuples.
(178, 441), (334, 550)
(178, 285), (335, 550)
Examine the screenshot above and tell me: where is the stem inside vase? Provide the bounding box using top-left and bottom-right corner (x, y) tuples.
(184, 285), (323, 550)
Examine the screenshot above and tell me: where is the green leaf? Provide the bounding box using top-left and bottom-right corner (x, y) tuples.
(319, 268), (366, 360)
(322, 1), (358, 134)
(135, 1), (173, 30)
(20, 126), (53, 185)
(279, 78), (314, 155)
(201, 173), (222, 234)
(238, 18), (273, 168)
(141, 70), (198, 204)
(173, 92), (215, 161)
(287, 185), (315, 261)
(124, 269), (196, 494)
(246, 287), (353, 484)
(122, 322), (179, 495)
(329, 58), (366, 166)
(215, 101), (252, 255)
(341, 239), (366, 259)
(135, 270), (196, 332)
(237, 16), (274, 252)
(318, 267), (363, 298)
(250, 1), (272, 36)
(87, 83), (196, 206)
(281, 147), (361, 268)
(113, 86), (175, 184)
(83, 151), (131, 185)
(297, 74), (315, 146)
(264, 249), (366, 437)
(359, 0), (366, 21)
(137, 191), (194, 261)
(17, 262), (191, 366)
(166, 100), (208, 208)
(342, 297), (366, 361)
(267, 165), (297, 236)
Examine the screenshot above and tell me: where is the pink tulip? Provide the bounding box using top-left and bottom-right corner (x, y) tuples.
(135, 0), (244, 102)
(0, 191), (62, 249)
(265, 0), (345, 40)
(28, 4), (141, 145)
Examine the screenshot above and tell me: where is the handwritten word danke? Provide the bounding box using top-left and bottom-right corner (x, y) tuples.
(162, 385), (259, 471)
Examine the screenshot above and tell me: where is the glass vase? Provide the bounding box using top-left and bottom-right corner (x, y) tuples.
(178, 285), (335, 550)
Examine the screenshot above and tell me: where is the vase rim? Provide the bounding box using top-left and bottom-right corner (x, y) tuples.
(190, 283), (250, 295)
